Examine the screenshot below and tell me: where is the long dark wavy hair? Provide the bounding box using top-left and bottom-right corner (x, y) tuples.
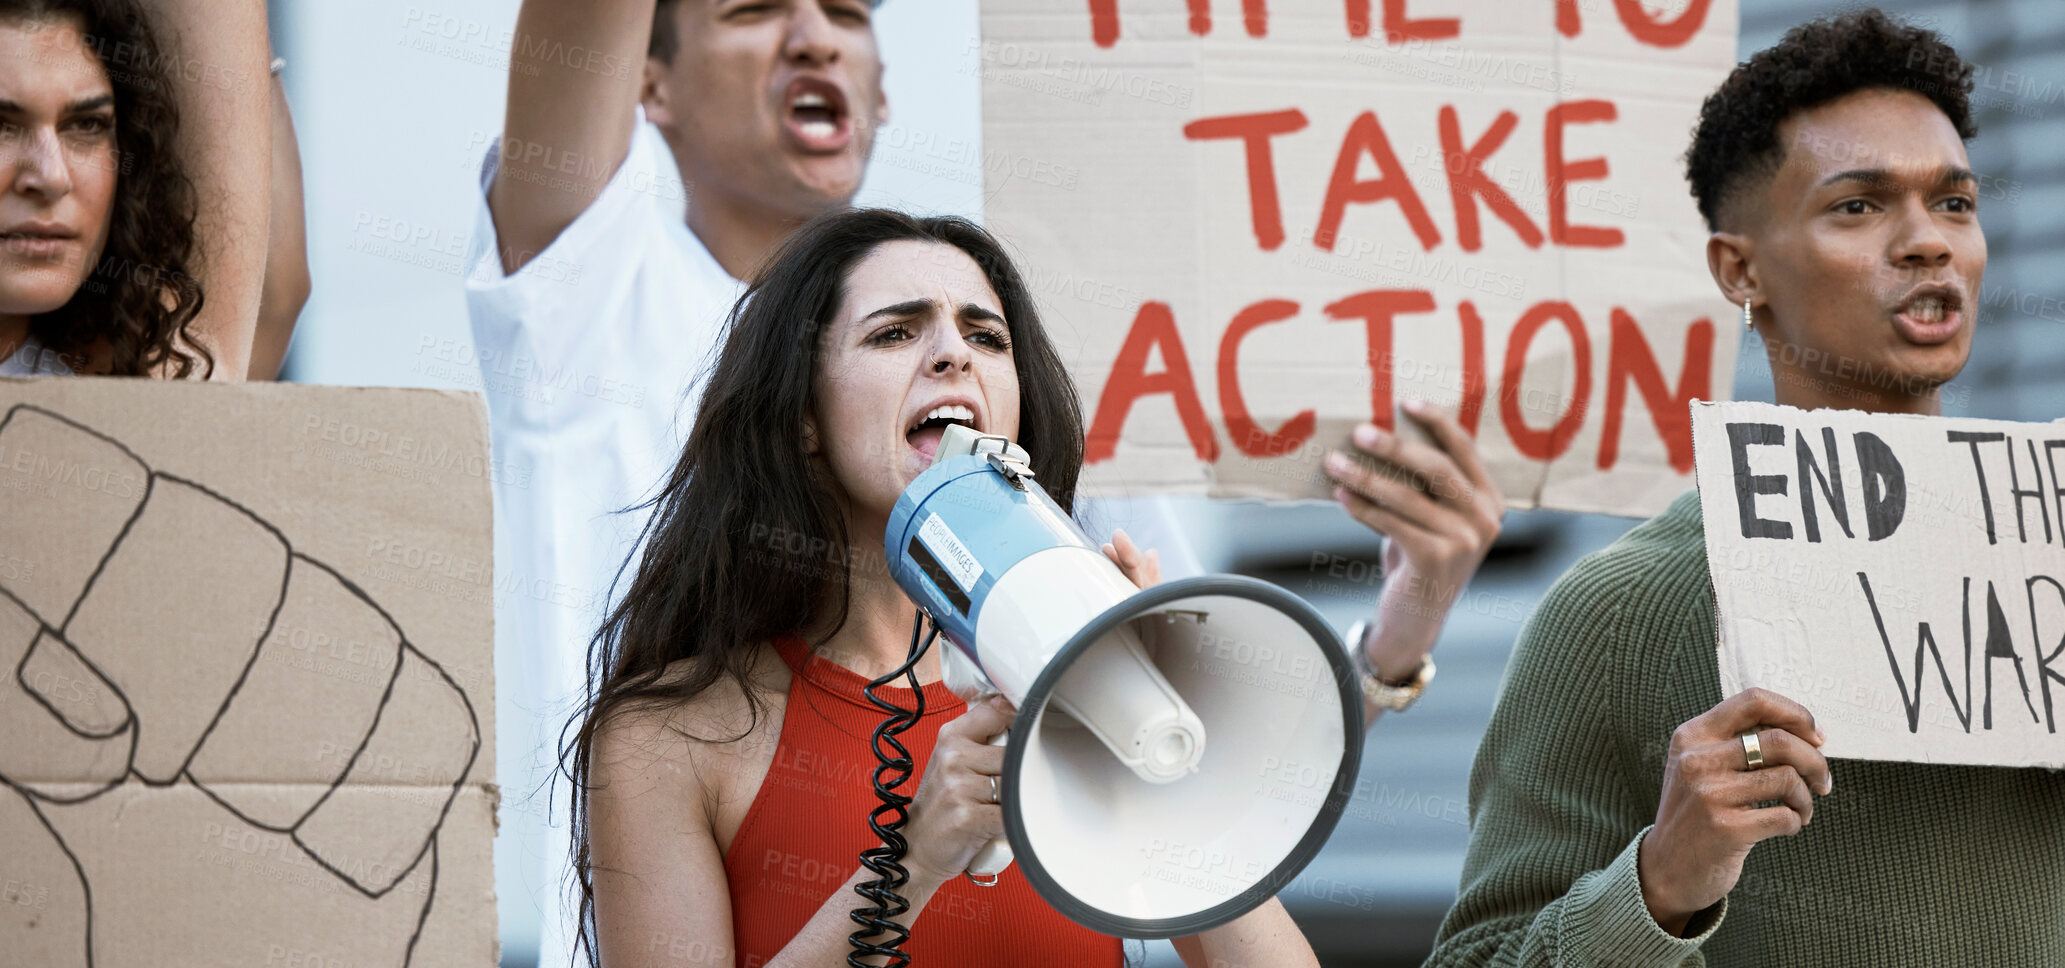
(7, 0), (209, 377)
(565, 209), (1084, 963)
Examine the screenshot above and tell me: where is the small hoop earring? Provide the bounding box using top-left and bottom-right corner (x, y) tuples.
(1742, 298), (1754, 332)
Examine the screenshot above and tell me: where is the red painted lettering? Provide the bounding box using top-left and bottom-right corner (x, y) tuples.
(1598, 309), (1713, 472)
(1499, 301), (1592, 461)
(1381, 0), (1459, 42)
(1087, 301), (1221, 462)
(1316, 111), (1441, 252)
(1341, 0), (1459, 41)
(1614, 0), (1712, 48)
(1438, 106), (1543, 252)
(1184, 109), (1310, 251)
(1554, 0), (1712, 46)
(1218, 299), (1315, 457)
(1085, 0), (1219, 45)
(1545, 100), (1624, 249)
(1324, 289), (1436, 432)
(1088, 0), (1120, 46)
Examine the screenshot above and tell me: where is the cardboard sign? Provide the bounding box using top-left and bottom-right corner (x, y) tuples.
(0, 379), (494, 967)
(979, 0), (1742, 514)
(1693, 401), (2065, 767)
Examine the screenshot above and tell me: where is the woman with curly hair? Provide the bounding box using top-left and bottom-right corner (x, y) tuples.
(0, 0), (275, 379)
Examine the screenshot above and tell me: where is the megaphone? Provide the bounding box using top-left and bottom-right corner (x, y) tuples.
(884, 425), (1364, 937)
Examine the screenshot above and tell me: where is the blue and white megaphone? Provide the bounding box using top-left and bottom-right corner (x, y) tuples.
(885, 425), (1364, 937)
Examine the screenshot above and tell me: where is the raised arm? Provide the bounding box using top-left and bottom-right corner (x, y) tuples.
(249, 70), (308, 381)
(136, 0), (272, 380)
(1323, 401), (1504, 727)
(487, 0), (654, 274)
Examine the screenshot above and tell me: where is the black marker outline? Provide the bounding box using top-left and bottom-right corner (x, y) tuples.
(5, 781), (94, 968)
(0, 404), (485, 966)
(17, 631), (135, 739)
(2, 598), (140, 805)
(147, 472), (293, 787)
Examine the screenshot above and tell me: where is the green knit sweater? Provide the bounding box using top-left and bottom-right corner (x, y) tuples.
(1426, 490), (2065, 967)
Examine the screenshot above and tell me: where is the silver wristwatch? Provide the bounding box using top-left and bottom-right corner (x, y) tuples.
(1345, 619), (1435, 712)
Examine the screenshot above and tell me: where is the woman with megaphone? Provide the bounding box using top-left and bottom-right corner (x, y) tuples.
(567, 208), (1503, 967)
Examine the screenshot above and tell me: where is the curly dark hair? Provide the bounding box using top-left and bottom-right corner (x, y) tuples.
(1685, 7), (1977, 232)
(7, 0), (209, 377)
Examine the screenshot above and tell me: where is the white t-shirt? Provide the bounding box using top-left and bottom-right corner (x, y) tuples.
(0, 337), (75, 376)
(463, 111), (742, 966)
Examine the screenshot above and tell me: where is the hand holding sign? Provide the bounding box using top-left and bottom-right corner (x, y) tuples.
(1693, 401), (2065, 769)
(1639, 687), (1832, 937)
(1325, 401), (1503, 698)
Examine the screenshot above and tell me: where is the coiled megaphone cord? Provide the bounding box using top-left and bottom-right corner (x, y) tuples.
(847, 610), (938, 967)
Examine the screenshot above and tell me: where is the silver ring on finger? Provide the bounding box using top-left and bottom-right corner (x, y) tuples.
(988, 774), (1000, 803)
(1740, 731), (1765, 770)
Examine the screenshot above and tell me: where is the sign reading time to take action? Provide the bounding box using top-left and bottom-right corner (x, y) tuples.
(1694, 401), (2065, 768)
(982, 0), (1741, 515)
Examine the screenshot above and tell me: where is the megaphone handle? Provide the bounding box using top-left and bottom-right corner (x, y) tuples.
(966, 728), (1013, 885)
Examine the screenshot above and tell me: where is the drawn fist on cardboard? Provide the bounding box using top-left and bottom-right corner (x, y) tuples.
(0, 406), (479, 967)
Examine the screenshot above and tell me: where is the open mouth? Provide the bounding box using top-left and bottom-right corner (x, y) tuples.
(906, 404), (980, 463)
(1892, 285), (1965, 346)
(783, 76), (851, 153)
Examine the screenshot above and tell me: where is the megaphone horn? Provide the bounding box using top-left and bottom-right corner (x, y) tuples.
(884, 425), (1364, 937)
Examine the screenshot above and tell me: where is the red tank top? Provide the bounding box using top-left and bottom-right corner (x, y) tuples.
(722, 637), (1123, 967)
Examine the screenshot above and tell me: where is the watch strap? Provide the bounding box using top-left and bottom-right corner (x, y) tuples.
(1345, 619), (1435, 712)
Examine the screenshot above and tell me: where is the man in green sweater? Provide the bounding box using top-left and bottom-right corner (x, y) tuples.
(1427, 10), (2064, 966)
